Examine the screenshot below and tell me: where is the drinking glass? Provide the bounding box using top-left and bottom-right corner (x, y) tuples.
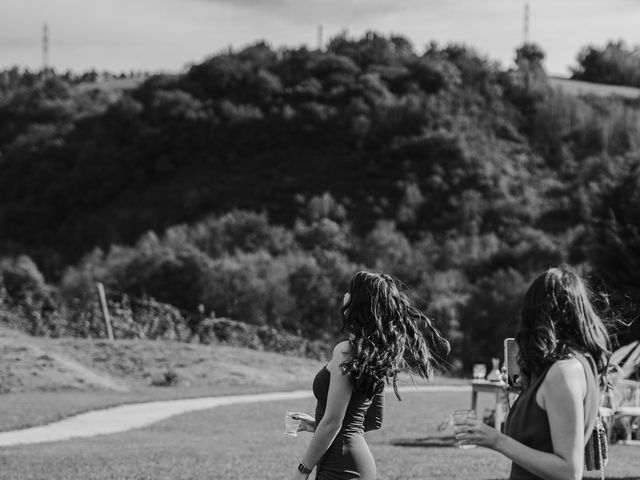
(452, 409), (477, 449)
(472, 363), (487, 379)
(284, 411), (301, 437)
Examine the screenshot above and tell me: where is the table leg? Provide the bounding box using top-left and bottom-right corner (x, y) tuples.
(471, 389), (478, 411)
(494, 390), (504, 432)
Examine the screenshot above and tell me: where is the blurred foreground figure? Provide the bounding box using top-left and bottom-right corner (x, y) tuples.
(455, 264), (611, 480)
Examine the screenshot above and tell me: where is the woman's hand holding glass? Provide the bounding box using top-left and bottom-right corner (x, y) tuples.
(292, 412), (316, 433)
(454, 414), (502, 450)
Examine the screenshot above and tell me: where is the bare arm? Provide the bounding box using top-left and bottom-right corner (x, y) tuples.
(457, 358), (587, 480)
(291, 342), (353, 479)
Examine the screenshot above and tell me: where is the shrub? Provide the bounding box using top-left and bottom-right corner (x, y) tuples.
(0, 255), (49, 304)
(151, 369), (180, 387)
(294, 218), (351, 252)
(196, 316), (329, 359)
(459, 268), (528, 369)
(359, 221), (424, 283)
(571, 40), (640, 87)
(202, 251), (295, 328)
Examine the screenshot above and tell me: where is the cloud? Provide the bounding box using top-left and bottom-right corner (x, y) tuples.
(196, 0), (421, 24)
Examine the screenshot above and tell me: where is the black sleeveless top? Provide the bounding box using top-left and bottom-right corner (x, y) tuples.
(504, 353), (600, 480)
(312, 366), (384, 437)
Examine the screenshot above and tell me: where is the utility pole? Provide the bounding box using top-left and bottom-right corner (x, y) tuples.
(42, 22), (49, 70)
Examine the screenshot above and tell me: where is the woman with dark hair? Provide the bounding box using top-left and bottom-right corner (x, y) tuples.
(455, 265), (611, 480)
(290, 271), (450, 480)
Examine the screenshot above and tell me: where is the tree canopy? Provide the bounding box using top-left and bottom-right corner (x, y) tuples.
(1, 33), (639, 367)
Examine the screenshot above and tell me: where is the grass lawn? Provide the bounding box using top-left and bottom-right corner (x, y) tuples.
(548, 76), (640, 99)
(0, 373), (463, 433)
(0, 383), (309, 433)
(2, 391), (639, 480)
(0, 324), (324, 432)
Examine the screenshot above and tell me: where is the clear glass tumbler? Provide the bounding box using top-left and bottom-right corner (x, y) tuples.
(284, 411), (301, 437)
(452, 409), (477, 449)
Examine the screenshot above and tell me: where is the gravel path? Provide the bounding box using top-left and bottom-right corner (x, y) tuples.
(0, 385), (470, 446)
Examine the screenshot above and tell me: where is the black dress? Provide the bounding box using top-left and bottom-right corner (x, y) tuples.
(504, 353), (600, 479)
(312, 366), (384, 480)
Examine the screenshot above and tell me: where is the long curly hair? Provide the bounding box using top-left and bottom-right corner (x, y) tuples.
(339, 271), (450, 400)
(516, 265), (611, 388)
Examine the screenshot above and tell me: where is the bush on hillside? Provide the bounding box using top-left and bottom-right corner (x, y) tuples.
(196, 317), (328, 359)
(571, 40), (640, 87)
(2, 34), (640, 363)
(0, 255), (49, 304)
(459, 268), (528, 369)
(587, 156), (640, 342)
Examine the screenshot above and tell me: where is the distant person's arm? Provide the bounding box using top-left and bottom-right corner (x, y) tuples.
(456, 358), (587, 480)
(364, 390), (384, 432)
(291, 342), (352, 479)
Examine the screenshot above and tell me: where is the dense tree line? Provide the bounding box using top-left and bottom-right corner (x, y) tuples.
(1, 34), (639, 369)
(571, 40), (640, 87)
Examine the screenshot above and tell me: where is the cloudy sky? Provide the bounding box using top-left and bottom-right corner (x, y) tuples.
(1, 0), (639, 75)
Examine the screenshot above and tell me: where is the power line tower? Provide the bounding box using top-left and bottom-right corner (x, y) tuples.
(523, 1), (530, 44)
(42, 22), (50, 70)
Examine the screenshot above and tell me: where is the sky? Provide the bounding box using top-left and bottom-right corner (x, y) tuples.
(1, 0), (639, 76)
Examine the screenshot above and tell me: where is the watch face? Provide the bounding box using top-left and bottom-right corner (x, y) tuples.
(298, 463), (310, 474)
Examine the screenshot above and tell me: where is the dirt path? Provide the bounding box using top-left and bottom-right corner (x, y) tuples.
(0, 385), (470, 447)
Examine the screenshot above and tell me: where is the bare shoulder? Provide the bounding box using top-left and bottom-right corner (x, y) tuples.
(327, 341), (352, 373)
(542, 357), (586, 399)
(546, 357), (585, 383)
(333, 340), (352, 358)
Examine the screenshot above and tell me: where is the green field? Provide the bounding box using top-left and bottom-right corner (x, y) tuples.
(0, 325), (321, 431)
(548, 76), (640, 99)
(2, 326), (639, 479)
(2, 390), (639, 480)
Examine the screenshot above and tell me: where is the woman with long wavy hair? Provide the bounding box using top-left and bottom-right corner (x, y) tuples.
(455, 265), (611, 480)
(289, 271), (450, 480)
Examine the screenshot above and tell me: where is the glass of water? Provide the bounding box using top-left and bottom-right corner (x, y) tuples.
(472, 363), (487, 379)
(452, 409), (477, 449)
(284, 411), (301, 437)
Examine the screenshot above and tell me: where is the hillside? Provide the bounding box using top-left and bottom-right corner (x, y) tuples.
(0, 38), (555, 269)
(549, 76), (640, 99)
(0, 323), (325, 431)
(0, 324), (463, 433)
(0, 324), (322, 395)
(1, 34), (639, 365)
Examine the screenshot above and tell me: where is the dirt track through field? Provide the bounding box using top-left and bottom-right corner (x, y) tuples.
(0, 385), (470, 446)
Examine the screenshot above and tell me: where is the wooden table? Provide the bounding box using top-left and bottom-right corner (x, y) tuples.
(470, 380), (507, 431)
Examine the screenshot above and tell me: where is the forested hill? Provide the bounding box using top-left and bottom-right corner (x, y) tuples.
(1, 34), (639, 361)
(1, 37), (533, 265)
(0, 37), (605, 267)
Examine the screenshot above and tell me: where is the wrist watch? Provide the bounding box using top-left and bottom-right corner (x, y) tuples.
(298, 462), (312, 474)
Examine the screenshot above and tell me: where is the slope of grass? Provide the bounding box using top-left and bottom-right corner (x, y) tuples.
(2, 391), (639, 480)
(0, 324), (464, 433)
(549, 76), (640, 98)
(0, 325), (323, 392)
(0, 324), (323, 431)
